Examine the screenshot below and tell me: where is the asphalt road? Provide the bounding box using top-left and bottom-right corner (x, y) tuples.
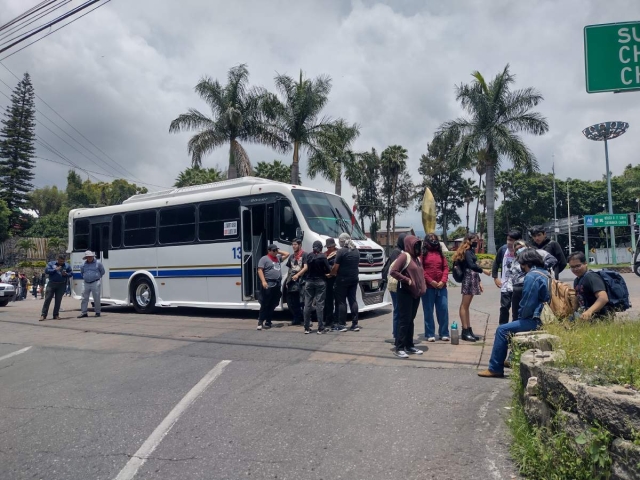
(12, 270), (628, 479)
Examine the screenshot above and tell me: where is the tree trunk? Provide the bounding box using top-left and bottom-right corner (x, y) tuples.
(485, 162), (496, 254)
(473, 173), (482, 232)
(290, 141), (300, 185)
(442, 210), (448, 242)
(227, 142), (238, 180)
(335, 168), (342, 196)
(465, 201), (470, 233)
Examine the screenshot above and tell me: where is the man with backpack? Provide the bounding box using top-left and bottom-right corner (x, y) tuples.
(530, 226), (567, 280)
(568, 252), (613, 320)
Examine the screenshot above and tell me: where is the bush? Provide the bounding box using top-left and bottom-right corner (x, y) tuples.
(17, 260), (46, 268)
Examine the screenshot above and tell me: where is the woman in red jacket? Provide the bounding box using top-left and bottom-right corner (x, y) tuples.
(421, 233), (450, 342)
(390, 235), (427, 359)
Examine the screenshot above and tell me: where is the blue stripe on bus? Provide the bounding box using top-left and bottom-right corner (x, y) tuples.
(108, 268), (241, 280)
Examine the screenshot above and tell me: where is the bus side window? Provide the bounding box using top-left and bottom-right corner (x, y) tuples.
(74, 219), (90, 251)
(112, 215), (122, 249)
(277, 200), (298, 243)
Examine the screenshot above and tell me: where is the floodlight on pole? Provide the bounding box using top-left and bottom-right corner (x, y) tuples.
(582, 121), (629, 265)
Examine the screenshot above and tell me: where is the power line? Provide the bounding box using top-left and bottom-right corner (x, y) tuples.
(0, 0), (108, 57)
(0, 1), (73, 47)
(0, 1), (55, 33)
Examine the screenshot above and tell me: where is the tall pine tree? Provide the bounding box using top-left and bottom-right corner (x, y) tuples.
(0, 72), (36, 231)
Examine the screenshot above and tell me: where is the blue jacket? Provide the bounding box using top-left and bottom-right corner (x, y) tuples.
(45, 261), (72, 283)
(80, 260), (105, 283)
(518, 267), (551, 320)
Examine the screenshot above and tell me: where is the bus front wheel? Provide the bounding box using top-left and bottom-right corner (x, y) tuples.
(131, 277), (157, 314)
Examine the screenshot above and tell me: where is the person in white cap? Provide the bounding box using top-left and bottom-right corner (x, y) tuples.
(77, 250), (105, 318)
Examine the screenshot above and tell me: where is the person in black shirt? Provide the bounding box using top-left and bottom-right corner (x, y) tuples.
(303, 240), (331, 334)
(568, 252), (611, 320)
(330, 233), (361, 332)
(530, 226), (567, 280)
(324, 238), (338, 329)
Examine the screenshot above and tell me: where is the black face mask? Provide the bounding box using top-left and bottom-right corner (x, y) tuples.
(471, 242), (478, 249)
(427, 239), (439, 248)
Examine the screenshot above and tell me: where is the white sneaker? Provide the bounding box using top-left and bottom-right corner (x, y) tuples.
(393, 349), (409, 359)
(256, 325), (262, 330)
(441, 336), (450, 341)
(406, 347), (423, 355)
(427, 337), (436, 342)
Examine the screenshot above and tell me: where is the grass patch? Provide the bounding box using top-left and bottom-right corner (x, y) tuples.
(508, 397), (602, 479)
(544, 319), (640, 390)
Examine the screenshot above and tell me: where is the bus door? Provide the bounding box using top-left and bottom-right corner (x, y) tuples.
(90, 222), (111, 298)
(240, 202), (274, 301)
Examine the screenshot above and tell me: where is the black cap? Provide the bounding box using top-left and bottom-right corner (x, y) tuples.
(267, 244), (278, 252)
(312, 240), (323, 251)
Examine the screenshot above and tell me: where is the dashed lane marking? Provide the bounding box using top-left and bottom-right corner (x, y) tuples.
(0, 346), (32, 362)
(113, 360), (231, 480)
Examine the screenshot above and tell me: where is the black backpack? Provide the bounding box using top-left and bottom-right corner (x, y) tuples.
(452, 260), (465, 283)
(591, 270), (631, 312)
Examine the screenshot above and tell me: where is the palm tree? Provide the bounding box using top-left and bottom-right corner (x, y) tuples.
(264, 70), (333, 185)
(174, 166), (225, 188)
(16, 238), (36, 259)
(169, 64), (287, 179)
(460, 177), (480, 233)
(307, 119), (360, 195)
(436, 64), (549, 253)
(46, 237), (66, 260)
(380, 145), (408, 248)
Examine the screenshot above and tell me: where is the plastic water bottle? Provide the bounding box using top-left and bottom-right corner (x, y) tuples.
(451, 322), (459, 345)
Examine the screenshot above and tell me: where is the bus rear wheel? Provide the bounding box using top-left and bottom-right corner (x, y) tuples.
(131, 277), (157, 314)
(634, 262), (640, 278)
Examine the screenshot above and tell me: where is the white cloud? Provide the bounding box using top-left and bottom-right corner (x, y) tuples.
(0, 0), (638, 233)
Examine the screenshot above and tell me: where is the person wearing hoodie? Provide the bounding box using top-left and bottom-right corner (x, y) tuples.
(384, 233), (408, 339)
(529, 226), (566, 280)
(390, 235), (427, 359)
(421, 233), (450, 342)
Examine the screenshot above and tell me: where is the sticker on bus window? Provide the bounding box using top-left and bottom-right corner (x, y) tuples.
(224, 221), (238, 236)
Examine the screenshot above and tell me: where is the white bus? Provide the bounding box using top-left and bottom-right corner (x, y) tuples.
(68, 177), (390, 314)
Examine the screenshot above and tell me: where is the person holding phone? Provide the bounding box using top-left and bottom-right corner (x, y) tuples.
(40, 254), (72, 321)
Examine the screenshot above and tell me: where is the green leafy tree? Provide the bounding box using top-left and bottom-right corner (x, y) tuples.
(0, 73), (36, 231)
(169, 64), (287, 178)
(46, 236), (66, 260)
(416, 136), (466, 242)
(449, 226), (468, 241)
(254, 160), (292, 183)
(0, 199), (10, 243)
(28, 186), (66, 217)
(174, 166), (225, 188)
(436, 64), (549, 253)
(264, 70), (333, 185)
(345, 148), (383, 238)
(307, 119), (360, 195)
(380, 145), (410, 248)
(24, 208), (69, 239)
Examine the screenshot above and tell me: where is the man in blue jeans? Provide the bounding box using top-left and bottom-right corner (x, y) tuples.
(478, 249), (550, 378)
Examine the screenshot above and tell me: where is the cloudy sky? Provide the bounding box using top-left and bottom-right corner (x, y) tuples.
(1, 0), (639, 231)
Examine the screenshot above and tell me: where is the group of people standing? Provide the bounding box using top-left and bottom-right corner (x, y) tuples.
(256, 233), (361, 334)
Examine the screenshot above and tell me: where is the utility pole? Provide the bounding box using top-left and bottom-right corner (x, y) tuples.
(567, 180), (572, 254)
(552, 159), (558, 242)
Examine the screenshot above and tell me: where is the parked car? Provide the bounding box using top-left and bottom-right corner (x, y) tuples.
(0, 281), (16, 306)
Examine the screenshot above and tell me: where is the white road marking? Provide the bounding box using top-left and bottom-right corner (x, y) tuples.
(113, 360), (231, 480)
(0, 346), (32, 362)
(477, 388), (500, 419)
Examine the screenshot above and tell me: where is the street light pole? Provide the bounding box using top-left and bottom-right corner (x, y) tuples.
(552, 161), (558, 242)
(582, 121), (629, 266)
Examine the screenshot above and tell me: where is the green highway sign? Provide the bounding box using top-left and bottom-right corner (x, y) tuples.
(585, 214), (629, 227)
(584, 21), (640, 93)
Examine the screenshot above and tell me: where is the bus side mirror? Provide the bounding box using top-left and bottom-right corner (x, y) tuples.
(295, 227), (304, 241)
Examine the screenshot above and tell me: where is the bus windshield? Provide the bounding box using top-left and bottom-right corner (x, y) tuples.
(292, 190), (366, 240)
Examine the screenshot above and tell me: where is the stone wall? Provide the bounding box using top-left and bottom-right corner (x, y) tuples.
(515, 333), (640, 480)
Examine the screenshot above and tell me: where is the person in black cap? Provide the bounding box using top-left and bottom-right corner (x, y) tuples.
(257, 244), (289, 330)
(324, 238), (338, 330)
(303, 240), (331, 334)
